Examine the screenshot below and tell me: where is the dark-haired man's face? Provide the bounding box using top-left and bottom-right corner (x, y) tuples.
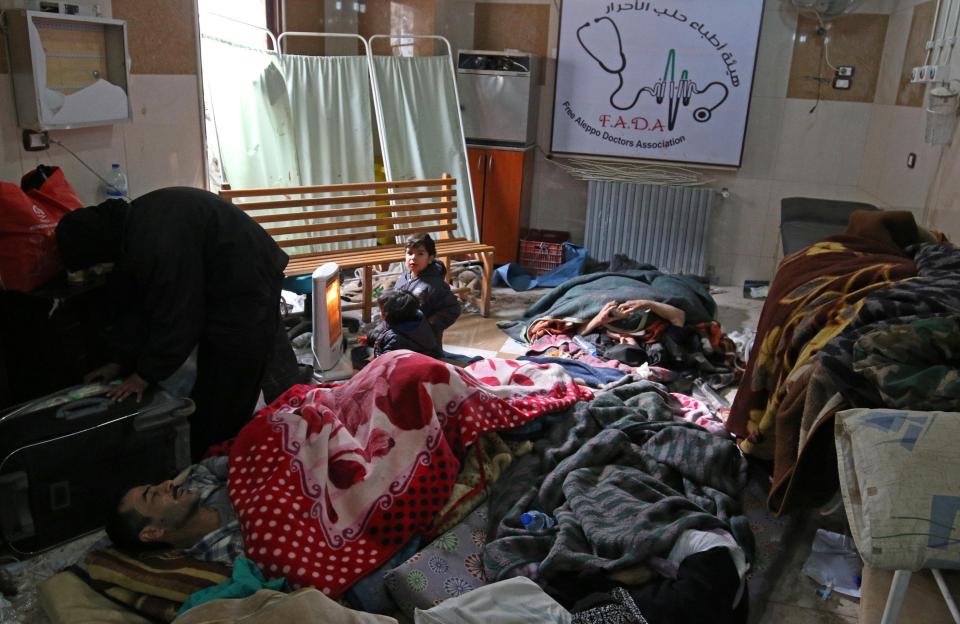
(120, 479), (201, 542)
(405, 245), (433, 277)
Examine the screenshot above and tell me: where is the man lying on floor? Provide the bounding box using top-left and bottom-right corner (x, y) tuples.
(102, 350), (590, 596)
(106, 455), (239, 565)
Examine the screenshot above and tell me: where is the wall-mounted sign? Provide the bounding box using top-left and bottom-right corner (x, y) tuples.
(550, 0), (763, 167)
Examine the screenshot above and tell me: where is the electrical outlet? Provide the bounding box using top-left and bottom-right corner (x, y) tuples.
(22, 129), (50, 151)
(832, 76), (852, 90)
(836, 66), (855, 77)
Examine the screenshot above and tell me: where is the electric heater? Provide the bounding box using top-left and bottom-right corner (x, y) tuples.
(311, 262), (343, 371)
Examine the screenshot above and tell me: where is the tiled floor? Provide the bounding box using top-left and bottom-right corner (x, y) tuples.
(444, 286), (861, 624)
(755, 516), (861, 624)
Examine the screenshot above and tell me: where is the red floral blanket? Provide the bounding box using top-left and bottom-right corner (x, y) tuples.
(228, 350), (591, 595)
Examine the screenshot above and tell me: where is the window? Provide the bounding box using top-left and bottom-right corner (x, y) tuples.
(197, 0), (273, 49)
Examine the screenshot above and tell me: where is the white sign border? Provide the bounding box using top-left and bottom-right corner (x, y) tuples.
(548, 0), (765, 169)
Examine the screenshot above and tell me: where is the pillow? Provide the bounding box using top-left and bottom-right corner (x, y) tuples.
(836, 409), (960, 571)
(385, 504), (490, 615)
(85, 548), (231, 603)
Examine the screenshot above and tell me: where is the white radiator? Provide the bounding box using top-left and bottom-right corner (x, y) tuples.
(585, 181), (715, 276)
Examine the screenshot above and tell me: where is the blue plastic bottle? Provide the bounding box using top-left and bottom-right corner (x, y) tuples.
(519, 510), (556, 531)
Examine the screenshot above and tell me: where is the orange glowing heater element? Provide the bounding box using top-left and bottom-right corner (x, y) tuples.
(311, 262), (343, 371)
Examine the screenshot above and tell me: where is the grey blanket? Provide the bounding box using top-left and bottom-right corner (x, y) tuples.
(483, 379), (750, 581)
(497, 271), (717, 343)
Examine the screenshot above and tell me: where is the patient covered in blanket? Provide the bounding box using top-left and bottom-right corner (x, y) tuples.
(99, 350), (590, 600)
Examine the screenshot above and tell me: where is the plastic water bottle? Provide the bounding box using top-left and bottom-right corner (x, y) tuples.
(103, 163), (128, 199)
(572, 335), (598, 356)
(519, 510), (555, 531)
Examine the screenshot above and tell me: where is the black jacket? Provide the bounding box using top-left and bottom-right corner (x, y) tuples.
(372, 312), (442, 358)
(394, 260), (461, 340)
(107, 188), (288, 382)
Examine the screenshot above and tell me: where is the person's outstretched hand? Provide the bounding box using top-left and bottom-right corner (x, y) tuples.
(617, 300), (649, 316)
(580, 301), (622, 335)
(597, 301), (622, 324)
(84, 362), (122, 383)
(107, 373), (148, 403)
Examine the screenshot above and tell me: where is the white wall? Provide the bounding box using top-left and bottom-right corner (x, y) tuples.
(858, 0), (943, 223)
(0, 0), (204, 204)
(1, 76), (205, 204)
(925, 0), (960, 238)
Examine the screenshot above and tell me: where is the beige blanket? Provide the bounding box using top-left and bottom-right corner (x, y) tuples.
(39, 571), (151, 624)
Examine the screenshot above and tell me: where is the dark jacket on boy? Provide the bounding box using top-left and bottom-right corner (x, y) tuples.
(372, 311), (443, 358)
(394, 260), (461, 342)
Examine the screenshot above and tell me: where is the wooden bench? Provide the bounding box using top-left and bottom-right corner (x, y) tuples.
(219, 175), (495, 322)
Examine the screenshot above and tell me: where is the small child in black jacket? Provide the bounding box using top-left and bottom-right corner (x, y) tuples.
(394, 233), (461, 345)
(371, 289), (443, 358)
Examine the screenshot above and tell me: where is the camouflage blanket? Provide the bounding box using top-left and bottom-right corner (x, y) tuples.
(763, 243), (960, 514)
(482, 380), (750, 585)
(831, 314), (960, 411)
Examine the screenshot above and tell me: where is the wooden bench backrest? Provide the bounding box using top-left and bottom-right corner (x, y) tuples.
(219, 175), (459, 258)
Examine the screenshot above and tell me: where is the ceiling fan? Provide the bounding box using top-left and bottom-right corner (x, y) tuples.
(788, 0), (865, 19)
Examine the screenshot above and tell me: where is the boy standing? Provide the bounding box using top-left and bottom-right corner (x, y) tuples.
(371, 290), (442, 358)
(394, 233), (461, 346)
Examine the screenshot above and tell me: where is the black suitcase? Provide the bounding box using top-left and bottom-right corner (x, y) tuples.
(0, 384), (193, 555)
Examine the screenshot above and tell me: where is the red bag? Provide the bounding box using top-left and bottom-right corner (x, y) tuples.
(0, 166), (84, 292)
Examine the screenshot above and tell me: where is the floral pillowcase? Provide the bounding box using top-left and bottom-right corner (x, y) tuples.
(384, 504), (490, 615)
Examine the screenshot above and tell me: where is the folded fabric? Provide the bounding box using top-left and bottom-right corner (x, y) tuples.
(414, 577), (571, 623)
(385, 504), (492, 616)
(177, 556), (287, 616)
(39, 570), (152, 624)
(495, 244), (588, 292)
(519, 356), (628, 388)
(85, 548), (230, 604)
(172, 588), (398, 624)
(495, 263), (536, 292)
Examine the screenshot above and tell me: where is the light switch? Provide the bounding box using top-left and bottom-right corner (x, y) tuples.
(832, 77), (852, 90)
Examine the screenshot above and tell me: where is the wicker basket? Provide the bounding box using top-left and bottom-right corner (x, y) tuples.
(519, 239), (565, 275)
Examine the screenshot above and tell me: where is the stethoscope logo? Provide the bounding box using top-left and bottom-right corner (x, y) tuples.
(576, 16), (729, 131)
